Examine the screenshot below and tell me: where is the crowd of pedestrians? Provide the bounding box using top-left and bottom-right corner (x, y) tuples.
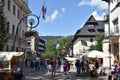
(46, 57), (71, 78)
(110, 60), (120, 80)
(24, 57), (71, 79)
(75, 58), (99, 78)
(24, 57), (120, 80)
(74, 58), (120, 80)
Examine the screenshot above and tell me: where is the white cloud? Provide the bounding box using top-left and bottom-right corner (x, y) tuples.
(91, 10), (105, 20)
(78, 0), (108, 10)
(45, 8), (66, 23)
(62, 8), (66, 13)
(45, 9), (60, 22)
(51, 10), (59, 20)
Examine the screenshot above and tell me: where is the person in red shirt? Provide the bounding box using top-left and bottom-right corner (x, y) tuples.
(65, 60), (70, 78)
(51, 58), (56, 77)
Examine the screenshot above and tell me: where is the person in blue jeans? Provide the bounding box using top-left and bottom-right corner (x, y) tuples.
(75, 59), (80, 76)
(80, 60), (86, 77)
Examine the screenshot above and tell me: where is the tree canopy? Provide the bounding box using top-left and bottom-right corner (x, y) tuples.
(89, 35), (104, 51)
(43, 37), (72, 59)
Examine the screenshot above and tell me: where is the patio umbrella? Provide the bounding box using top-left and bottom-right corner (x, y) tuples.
(82, 50), (110, 58)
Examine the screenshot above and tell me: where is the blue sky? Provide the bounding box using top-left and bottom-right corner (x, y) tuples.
(28, 0), (108, 36)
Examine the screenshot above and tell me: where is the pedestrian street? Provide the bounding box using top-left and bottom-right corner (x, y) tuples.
(23, 65), (109, 80)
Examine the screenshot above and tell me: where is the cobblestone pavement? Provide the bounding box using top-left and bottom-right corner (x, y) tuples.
(23, 66), (109, 80)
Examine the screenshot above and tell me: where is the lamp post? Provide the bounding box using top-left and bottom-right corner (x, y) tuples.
(12, 14), (40, 51)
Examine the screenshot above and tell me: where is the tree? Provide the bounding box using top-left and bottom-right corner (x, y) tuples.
(58, 37), (72, 56)
(89, 35), (104, 51)
(0, 3), (8, 51)
(43, 51), (55, 59)
(43, 40), (57, 59)
(45, 40), (57, 55)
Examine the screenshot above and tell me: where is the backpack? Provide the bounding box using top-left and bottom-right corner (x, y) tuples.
(80, 61), (85, 67)
(75, 61), (80, 67)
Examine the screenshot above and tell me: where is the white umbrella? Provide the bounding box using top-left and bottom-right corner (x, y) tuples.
(0, 52), (24, 61)
(65, 57), (77, 61)
(82, 50), (110, 58)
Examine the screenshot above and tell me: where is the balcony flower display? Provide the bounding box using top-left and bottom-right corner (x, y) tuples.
(25, 30), (38, 37)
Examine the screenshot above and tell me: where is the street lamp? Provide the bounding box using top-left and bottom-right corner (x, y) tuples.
(12, 14), (40, 51)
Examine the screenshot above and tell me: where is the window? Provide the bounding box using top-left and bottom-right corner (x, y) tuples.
(16, 47), (19, 51)
(97, 29), (104, 33)
(81, 40), (87, 46)
(90, 38), (93, 42)
(17, 9), (20, 19)
(23, 14), (25, 22)
(6, 45), (9, 51)
(8, 0), (10, 11)
(88, 24), (94, 27)
(88, 29), (95, 32)
(28, 42), (31, 46)
(7, 22), (10, 33)
(113, 18), (119, 33)
(22, 48), (24, 52)
(1, 0), (5, 4)
(22, 30), (24, 37)
(11, 46), (13, 51)
(12, 25), (15, 35)
(13, 5), (16, 16)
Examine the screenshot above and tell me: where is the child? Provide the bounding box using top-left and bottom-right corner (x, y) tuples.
(47, 63), (52, 74)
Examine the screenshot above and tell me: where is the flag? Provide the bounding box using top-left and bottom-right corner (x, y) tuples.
(102, 0), (109, 3)
(42, 7), (47, 19)
(41, 4), (45, 14)
(41, 3), (47, 20)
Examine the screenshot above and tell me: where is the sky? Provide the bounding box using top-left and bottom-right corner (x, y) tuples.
(28, 0), (108, 36)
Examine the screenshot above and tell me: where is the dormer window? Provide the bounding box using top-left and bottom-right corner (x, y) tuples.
(88, 29), (95, 32)
(97, 29), (104, 33)
(88, 24), (94, 27)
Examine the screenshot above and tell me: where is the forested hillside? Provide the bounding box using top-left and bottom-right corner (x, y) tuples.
(40, 35), (74, 43)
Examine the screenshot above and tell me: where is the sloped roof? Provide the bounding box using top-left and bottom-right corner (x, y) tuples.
(72, 15), (104, 42)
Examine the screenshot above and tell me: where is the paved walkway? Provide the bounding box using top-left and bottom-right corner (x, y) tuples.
(23, 66), (109, 80)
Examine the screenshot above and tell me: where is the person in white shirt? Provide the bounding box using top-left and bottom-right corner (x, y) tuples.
(47, 63), (52, 74)
(89, 61), (94, 77)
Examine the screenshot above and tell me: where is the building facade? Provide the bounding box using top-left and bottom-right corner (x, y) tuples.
(26, 35), (45, 59)
(103, 0), (120, 67)
(72, 15), (104, 57)
(0, 0), (31, 53)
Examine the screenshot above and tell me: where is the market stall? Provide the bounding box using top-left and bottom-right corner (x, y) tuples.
(0, 52), (24, 80)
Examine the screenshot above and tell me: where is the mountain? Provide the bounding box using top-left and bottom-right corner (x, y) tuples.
(40, 35), (74, 43)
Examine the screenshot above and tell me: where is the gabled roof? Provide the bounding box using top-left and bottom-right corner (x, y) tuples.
(85, 15), (98, 25)
(72, 15), (104, 42)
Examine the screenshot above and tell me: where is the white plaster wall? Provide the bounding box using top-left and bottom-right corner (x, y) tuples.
(31, 36), (35, 51)
(73, 37), (96, 56)
(3, 0), (29, 50)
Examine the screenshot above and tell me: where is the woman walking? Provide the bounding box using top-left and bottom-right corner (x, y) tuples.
(51, 58), (56, 77)
(65, 60), (70, 79)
